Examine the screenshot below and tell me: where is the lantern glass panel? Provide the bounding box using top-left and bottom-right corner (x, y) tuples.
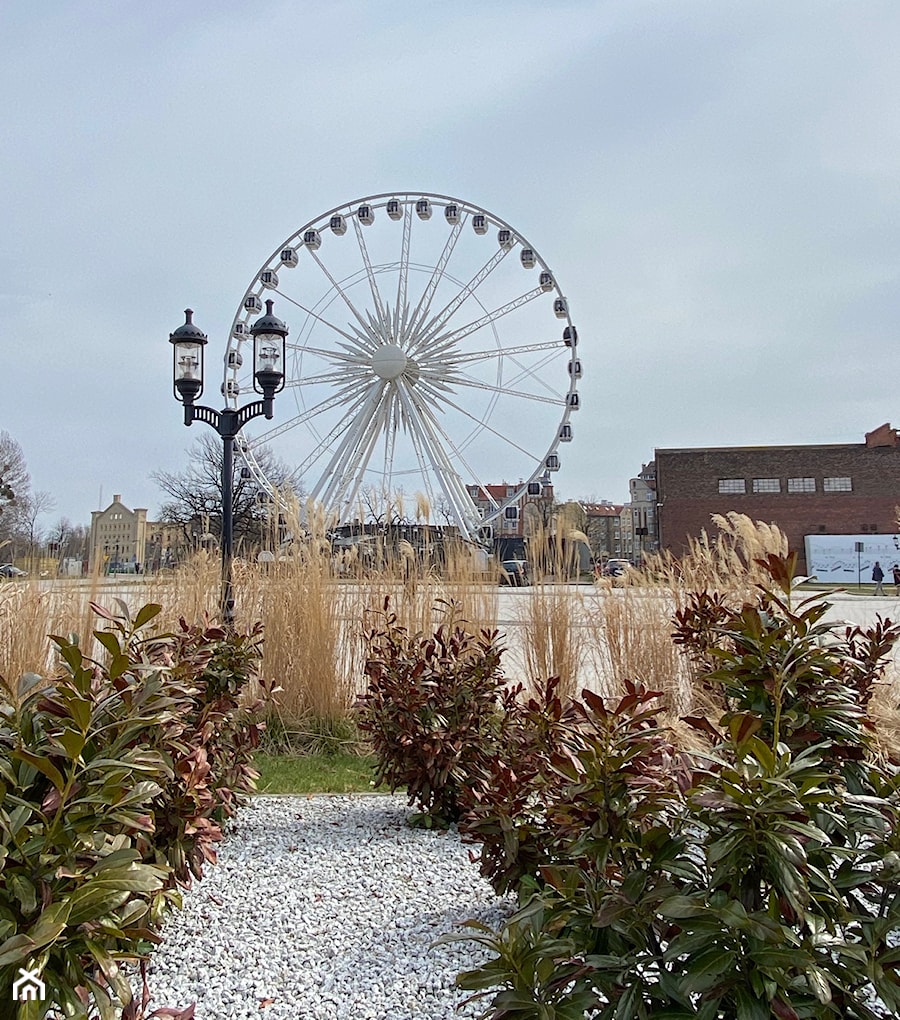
(253, 333), (285, 393)
(175, 341), (203, 385)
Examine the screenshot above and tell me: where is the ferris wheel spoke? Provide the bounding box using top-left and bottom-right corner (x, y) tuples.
(293, 397), (373, 479)
(451, 373), (567, 407)
(285, 339), (371, 368)
(307, 249), (375, 337)
(373, 381), (436, 514)
(381, 406), (398, 497)
(407, 246), (511, 357)
(405, 386), (507, 532)
(250, 386), (372, 446)
(395, 205), (413, 338)
(452, 346), (566, 406)
(427, 390), (547, 463)
(312, 382), (387, 507)
(332, 408), (389, 522)
(404, 420), (439, 523)
(404, 383), (491, 506)
(282, 367), (369, 388)
(352, 217), (389, 331)
(394, 383), (478, 535)
(402, 214), (466, 344)
(273, 289), (363, 347)
(439, 340), (561, 367)
(425, 286), (547, 358)
(502, 349), (567, 402)
(322, 387), (391, 518)
(282, 368), (371, 394)
(294, 382), (380, 483)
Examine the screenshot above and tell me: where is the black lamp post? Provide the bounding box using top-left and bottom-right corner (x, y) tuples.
(169, 300), (288, 626)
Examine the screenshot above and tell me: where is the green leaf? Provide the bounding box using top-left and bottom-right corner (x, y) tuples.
(84, 938), (134, 1003)
(682, 947), (737, 994)
(88, 849), (143, 873)
(56, 726), (86, 759)
(805, 965), (832, 1004)
(133, 602), (163, 630)
(735, 987), (771, 1020)
(659, 895), (703, 919)
(0, 933), (36, 967)
(11, 748), (66, 791)
(17, 673), (44, 698)
(28, 899), (72, 948)
(94, 630), (123, 658)
(65, 692), (93, 732)
(614, 982), (642, 1019)
(8, 873), (37, 915)
(728, 714), (763, 746)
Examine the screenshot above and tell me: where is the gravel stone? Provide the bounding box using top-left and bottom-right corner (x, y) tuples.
(145, 795), (511, 1019)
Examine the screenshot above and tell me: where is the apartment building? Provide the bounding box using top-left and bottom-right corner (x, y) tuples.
(581, 502), (626, 562)
(467, 479), (556, 558)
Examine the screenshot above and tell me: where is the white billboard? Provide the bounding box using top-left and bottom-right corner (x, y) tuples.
(804, 534), (900, 584)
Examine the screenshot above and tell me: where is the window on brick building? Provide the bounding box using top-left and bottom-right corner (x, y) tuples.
(787, 477), (816, 493)
(718, 478), (745, 494)
(752, 478), (780, 493)
(823, 476), (852, 492)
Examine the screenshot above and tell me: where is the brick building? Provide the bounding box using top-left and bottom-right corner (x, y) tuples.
(655, 424), (900, 573)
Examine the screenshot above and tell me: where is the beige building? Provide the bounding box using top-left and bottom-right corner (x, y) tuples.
(629, 461), (658, 564)
(90, 494), (148, 572)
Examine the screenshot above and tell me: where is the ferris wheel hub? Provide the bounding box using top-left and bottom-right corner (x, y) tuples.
(371, 343), (408, 380)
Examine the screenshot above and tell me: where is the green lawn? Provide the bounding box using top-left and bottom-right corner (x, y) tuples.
(253, 751), (380, 794)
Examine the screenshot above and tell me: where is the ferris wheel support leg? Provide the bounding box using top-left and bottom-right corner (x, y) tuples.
(311, 385), (385, 510)
(395, 383), (478, 541)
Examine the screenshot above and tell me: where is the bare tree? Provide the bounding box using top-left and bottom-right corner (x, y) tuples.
(19, 490), (56, 572)
(47, 517), (90, 573)
(153, 433), (302, 555)
(0, 431), (31, 547)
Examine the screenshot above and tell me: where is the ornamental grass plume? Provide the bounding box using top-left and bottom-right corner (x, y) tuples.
(637, 510), (789, 605)
(516, 581), (586, 699)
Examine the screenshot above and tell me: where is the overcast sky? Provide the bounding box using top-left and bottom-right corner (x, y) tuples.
(3, 1), (899, 528)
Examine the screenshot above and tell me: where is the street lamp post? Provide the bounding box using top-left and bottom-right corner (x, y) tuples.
(169, 300), (288, 626)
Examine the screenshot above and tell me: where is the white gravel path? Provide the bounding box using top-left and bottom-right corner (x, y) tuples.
(145, 795), (511, 1020)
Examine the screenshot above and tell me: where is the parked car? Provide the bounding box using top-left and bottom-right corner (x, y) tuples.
(500, 559), (530, 586)
(602, 558), (632, 578)
(0, 563), (26, 578)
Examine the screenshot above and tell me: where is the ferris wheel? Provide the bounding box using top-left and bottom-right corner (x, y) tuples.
(223, 192), (581, 544)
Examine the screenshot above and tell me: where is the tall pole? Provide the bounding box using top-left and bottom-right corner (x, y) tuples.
(170, 302), (287, 631)
(221, 433), (235, 626)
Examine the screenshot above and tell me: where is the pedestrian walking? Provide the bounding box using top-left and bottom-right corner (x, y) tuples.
(873, 561), (885, 595)
(892, 563), (900, 595)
